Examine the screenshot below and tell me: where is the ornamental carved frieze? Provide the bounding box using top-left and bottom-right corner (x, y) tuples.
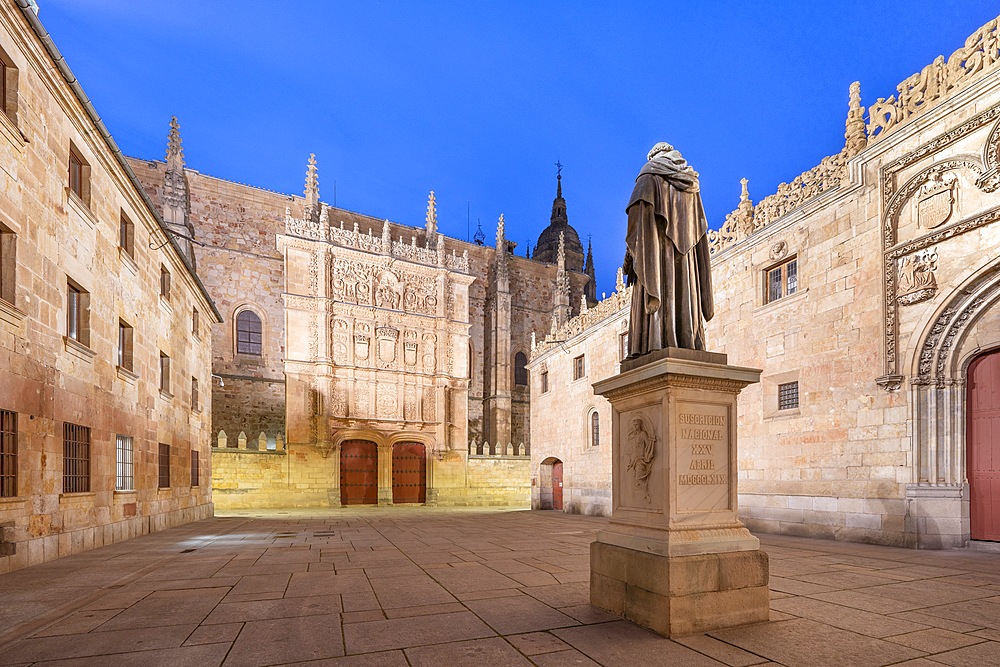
(330, 258), (438, 316)
(897, 248), (938, 306)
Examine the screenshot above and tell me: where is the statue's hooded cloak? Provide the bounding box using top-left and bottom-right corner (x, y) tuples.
(624, 149), (714, 353)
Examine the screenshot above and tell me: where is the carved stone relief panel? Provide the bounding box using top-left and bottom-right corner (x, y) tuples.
(897, 248), (939, 305)
(376, 326), (398, 369)
(422, 333), (437, 373)
(354, 381), (370, 419)
(330, 381), (348, 418)
(618, 409), (659, 511)
(332, 318), (350, 365)
(403, 385), (417, 421)
(330, 257), (438, 315)
(376, 382), (397, 419)
(917, 171), (958, 229)
(422, 386), (436, 422)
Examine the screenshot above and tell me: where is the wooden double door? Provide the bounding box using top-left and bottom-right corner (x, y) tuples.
(969, 352), (1000, 541)
(339, 439), (427, 505)
(392, 442), (426, 504)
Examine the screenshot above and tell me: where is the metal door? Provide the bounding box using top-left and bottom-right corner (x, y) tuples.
(969, 352), (1000, 541)
(340, 439), (378, 505)
(392, 442), (426, 504)
(552, 461), (563, 510)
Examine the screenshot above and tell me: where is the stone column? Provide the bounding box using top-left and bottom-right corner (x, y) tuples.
(377, 442), (393, 506)
(591, 348), (767, 637)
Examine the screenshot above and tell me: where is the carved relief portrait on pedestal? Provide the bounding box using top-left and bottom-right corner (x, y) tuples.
(625, 414), (657, 504)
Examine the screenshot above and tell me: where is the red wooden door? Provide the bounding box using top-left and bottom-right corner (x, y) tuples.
(392, 442), (426, 504)
(552, 461), (563, 510)
(340, 440), (378, 505)
(969, 352), (1000, 541)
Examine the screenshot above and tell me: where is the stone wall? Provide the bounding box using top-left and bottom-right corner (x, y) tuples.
(0, 5), (217, 573)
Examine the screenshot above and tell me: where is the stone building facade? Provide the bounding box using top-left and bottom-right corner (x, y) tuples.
(529, 13), (1000, 548)
(128, 134), (594, 508)
(0, 3), (220, 573)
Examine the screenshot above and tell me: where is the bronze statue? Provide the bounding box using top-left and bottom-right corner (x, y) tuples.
(623, 142), (714, 354)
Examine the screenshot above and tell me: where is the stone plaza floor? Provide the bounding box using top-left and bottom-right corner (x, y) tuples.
(1, 509), (1000, 666)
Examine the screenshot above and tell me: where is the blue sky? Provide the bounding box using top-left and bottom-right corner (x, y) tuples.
(38, 1), (1000, 297)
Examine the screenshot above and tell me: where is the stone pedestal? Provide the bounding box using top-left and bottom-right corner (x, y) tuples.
(591, 348), (768, 637)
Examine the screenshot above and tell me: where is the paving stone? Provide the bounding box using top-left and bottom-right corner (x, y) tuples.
(505, 631), (571, 655)
(465, 594), (580, 634)
(183, 622), (243, 646)
(96, 587), (230, 631)
(224, 613), (344, 667)
(675, 633), (771, 666)
(279, 651), (409, 667)
(203, 594), (342, 624)
(557, 604), (618, 624)
(30, 643), (231, 667)
(383, 602), (466, 618)
(553, 620), (722, 667)
(916, 598), (1000, 630)
(343, 611), (495, 654)
(404, 637), (533, 667)
(2, 624), (199, 663)
(369, 574), (456, 609)
(284, 571), (372, 598)
(521, 581), (591, 608)
(31, 609), (122, 637)
(926, 641), (1000, 666)
(885, 628), (985, 653)
(771, 596), (930, 638)
(427, 563), (522, 593)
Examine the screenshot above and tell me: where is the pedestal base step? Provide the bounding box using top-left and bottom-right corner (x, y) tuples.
(591, 540), (769, 637)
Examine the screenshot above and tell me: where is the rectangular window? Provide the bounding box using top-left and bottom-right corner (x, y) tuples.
(118, 320), (134, 372)
(0, 221), (14, 305)
(66, 279), (90, 346)
(0, 51), (17, 123)
(192, 308), (200, 336)
(119, 211), (134, 258)
(620, 332), (629, 361)
(0, 61), (6, 120)
(765, 258), (798, 304)
(191, 450), (200, 487)
(68, 148), (86, 202)
(573, 355), (585, 380)
(160, 265), (171, 300)
(191, 376), (199, 411)
(541, 370), (549, 394)
(159, 352), (170, 394)
(778, 381), (800, 410)
(158, 443), (170, 488)
(0, 409), (16, 498)
(115, 435), (133, 491)
(63, 422), (90, 493)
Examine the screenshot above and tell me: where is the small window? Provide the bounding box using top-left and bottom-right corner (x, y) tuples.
(591, 411), (600, 447)
(158, 443), (170, 488)
(160, 265), (171, 300)
(619, 332), (629, 361)
(118, 320), (134, 372)
(514, 351), (528, 386)
(0, 48), (17, 123)
(191, 376), (199, 411)
(159, 352), (170, 394)
(0, 409), (16, 498)
(765, 258), (798, 304)
(192, 308), (200, 336)
(236, 310), (263, 356)
(573, 355), (585, 381)
(66, 279), (90, 346)
(63, 422), (90, 494)
(778, 381), (799, 410)
(191, 450), (200, 487)
(0, 221), (15, 305)
(68, 146), (89, 204)
(115, 435), (133, 491)
(119, 211), (134, 258)
(541, 369), (549, 394)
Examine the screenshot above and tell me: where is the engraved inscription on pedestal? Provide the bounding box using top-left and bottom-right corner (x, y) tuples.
(675, 401), (730, 513)
(618, 409), (661, 511)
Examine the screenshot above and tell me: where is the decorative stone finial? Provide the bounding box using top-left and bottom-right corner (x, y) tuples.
(580, 293), (588, 313)
(557, 231), (566, 270)
(616, 266), (625, 293)
(425, 191), (438, 238)
(304, 154), (320, 221)
(382, 219), (391, 249)
(496, 214), (506, 251)
(845, 81), (867, 157)
(165, 116), (184, 172)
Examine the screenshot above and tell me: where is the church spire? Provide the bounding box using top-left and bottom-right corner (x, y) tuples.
(553, 231), (571, 327)
(304, 154), (320, 222)
(584, 236), (596, 304)
(162, 116), (195, 268)
(550, 165), (567, 227)
(165, 116), (184, 172)
(533, 162), (583, 270)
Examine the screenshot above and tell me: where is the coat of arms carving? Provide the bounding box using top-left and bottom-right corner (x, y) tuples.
(354, 334), (369, 361)
(916, 171), (957, 229)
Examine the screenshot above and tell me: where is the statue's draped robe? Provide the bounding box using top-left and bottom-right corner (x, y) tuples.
(624, 155), (714, 354)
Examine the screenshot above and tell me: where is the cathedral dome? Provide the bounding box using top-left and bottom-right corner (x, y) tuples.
(532, 173), (585, 272)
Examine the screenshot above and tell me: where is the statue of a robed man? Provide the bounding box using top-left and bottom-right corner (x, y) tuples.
(623, 142), (714, 355)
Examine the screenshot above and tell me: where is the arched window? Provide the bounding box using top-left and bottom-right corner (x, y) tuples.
(591, 411), (600, 447)
(236, 310), (263, 356)
(514, 351), (528, 386)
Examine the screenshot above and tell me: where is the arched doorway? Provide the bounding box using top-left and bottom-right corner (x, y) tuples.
(340, 440), (378, 505)
(539, 457), (563, 511)
(392, 441), (426, 504)
(968, 351), (1000, 541)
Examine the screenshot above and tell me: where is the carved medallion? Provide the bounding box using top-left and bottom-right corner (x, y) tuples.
(897, 248), (938, 306)
(376, 384), (397, 418)
(422, 333), (436, 373)
(769, 240), (788, 260)
(375, 270), (404, 310)
(917, 171), (957, 229)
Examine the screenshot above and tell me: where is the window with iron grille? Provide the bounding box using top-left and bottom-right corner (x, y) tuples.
(191, 450), (200, 487)
(765, 258), (798, 304)
(0, 409), (16, 498)
(158, 443), (170, 488)
(118, 320), (133, 372)
(573, 355), (585, 380)
(778, 381), (800, 410)
(159, 352), (170, 394)
(115, 435), (133, 491)
(63, 422), (90, 493)
(119, 211), (134, 258)
(541, 370), (549, 394)
(236, 310), (263, 356)
(160, 265), (171, 300)
(191, 376), (199, 411)
(591, 411), (600, 447)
